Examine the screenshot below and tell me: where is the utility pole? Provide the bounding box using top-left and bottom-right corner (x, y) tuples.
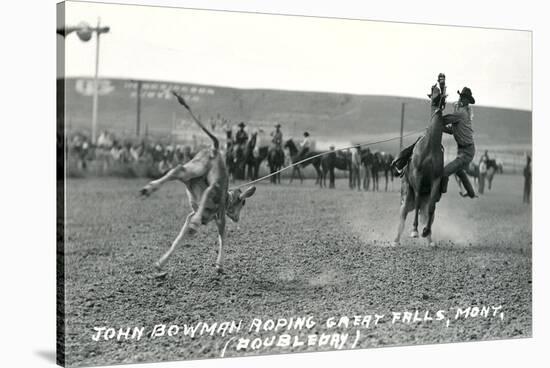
(171, 112), (176, 145)
(399, 102), (405, 151)
(135, 80), (142, 137)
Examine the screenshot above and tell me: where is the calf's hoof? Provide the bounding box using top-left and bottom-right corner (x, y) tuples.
(140, 183), (157, 197)
(410, 230), (419, 238)
(153, 261), (167, 278)
(154, 261), (162, 271)
(139, 186), (151, 197)
(391, 241), (399, 247)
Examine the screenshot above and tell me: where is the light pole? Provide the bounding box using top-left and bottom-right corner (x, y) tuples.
(57, 19), (109, 144)
(130, 80), (143, 137)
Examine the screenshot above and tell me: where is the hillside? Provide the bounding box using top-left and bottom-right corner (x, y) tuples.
(62, 77), (531, 155)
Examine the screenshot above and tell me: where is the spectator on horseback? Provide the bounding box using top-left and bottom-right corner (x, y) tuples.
(235, 122), (248, 147)
(391, 84), (478, 198)
(298, 131), (312, 160)
(271, 123), (283, 150)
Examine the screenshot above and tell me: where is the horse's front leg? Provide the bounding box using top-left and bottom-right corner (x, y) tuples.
(410, 190), (420, 238)
(394, 183), (413, 246)
(422, 180), (440, 246)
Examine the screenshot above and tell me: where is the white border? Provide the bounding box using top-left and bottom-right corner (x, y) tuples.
(1, 1), (547, 367)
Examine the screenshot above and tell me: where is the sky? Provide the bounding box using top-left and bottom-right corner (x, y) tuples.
(61, 1), (532, 111)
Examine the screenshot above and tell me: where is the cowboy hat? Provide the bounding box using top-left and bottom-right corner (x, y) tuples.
(238, 122), (246, 128)
(275, 123), (281, 128)
(303, 131), (310, 137)
(457, 87), (475, 104)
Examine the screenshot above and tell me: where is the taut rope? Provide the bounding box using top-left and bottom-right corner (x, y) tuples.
(230, 129), (425, 190)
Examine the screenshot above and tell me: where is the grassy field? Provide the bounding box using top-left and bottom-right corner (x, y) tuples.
(63, 174), (531, 367)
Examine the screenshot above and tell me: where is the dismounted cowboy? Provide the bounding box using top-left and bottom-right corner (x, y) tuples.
(438, 87), (477, 198)
(391, 85), (478, 198)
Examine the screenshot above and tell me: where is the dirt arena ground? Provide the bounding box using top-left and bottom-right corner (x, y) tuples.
(63, 174), (532, 366)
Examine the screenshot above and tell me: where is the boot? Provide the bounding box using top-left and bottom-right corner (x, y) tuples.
(457, 170), (477, 198)
(391, 141), (418, 177)
(440, 176), (449, 194)
(390, 157), (408, 177)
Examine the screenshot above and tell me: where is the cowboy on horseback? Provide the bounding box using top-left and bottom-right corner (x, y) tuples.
(391, 73), (446, 175)
(428, 72), (447, 112)
(297, 131), (312, 160)
(271, 123), (283, 150)
(391, 75), (478, 198)
(235, 122), (248, 148)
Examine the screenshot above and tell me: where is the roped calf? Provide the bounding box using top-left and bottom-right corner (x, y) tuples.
(140, 92), (256, 275)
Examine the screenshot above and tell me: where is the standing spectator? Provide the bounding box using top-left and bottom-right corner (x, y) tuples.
(523, 154), (532, 204)
(130, 144), (140, 162)
(97, 130), (113, 149)
(328, 145), (336, 189)
(110, 141), (123, 161)
(350, 145), (362, 191)
(478, 156), (488, 194)
(80, 138), (90, 170)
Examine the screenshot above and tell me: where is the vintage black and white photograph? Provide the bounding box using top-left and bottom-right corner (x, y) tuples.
(57, 1), (532, 367)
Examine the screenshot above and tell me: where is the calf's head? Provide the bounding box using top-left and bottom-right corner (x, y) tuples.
(225, 186), (256, 222)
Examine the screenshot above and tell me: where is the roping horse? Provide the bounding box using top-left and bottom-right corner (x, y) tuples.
(394, 109), (445, 247)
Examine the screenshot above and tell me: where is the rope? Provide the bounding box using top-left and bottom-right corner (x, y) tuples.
(230, 128), (426, 190)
